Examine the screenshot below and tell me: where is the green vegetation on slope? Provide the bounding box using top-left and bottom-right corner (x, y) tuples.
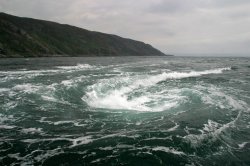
(0, 13), (167, 57)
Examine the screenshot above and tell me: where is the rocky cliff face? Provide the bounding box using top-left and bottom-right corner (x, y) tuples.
(0, 13), (167, 57)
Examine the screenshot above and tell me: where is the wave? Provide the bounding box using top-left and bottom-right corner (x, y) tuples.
(0, 88), (10, 92)
(184, 111), (242, 148)
(0, 63), (96, 83)
(56, 64), (93, 70)
(152, 146), (185, 155)
(0, 64), (95, 76)
(21, 128), (43, 134)
(238, 142), (249, 149)
(0, 125), (16, 129)
(13, 84), (42, 94)
(22, 135), (93, 147)
(0, 69), (59, 75)
(157, 67), (231, 80)
(195, 84), (246, 110)
(83, 67), (231, 112)
(41, 95), (70, 105)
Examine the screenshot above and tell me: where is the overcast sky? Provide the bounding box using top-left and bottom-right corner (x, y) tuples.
(1, 0), (250, 56)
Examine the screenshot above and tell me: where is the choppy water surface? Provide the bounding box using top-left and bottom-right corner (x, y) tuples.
(0, 56), (249, 165)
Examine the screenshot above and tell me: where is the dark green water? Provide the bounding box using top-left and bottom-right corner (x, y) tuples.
(0, 56), (249, 166)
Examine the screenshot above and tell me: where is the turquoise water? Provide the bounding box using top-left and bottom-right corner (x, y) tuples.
(0, 56), (249, 165)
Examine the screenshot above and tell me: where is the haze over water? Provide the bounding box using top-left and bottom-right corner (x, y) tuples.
(0, 56), (249, 165)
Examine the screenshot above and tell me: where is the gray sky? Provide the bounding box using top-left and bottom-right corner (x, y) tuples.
(1, 0), (250, 56)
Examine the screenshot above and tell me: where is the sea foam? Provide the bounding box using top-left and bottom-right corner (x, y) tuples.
(83, 67), (231, 112)
(56, 64), (93, 70)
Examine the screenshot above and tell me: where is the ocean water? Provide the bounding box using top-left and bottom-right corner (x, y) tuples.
(0, 56), (249, 166)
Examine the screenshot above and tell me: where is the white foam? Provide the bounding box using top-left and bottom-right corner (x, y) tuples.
(152, 146), (185, 155)
(0, 125), (16, 129)
(41, 95), (70, 105)
(0, 88), (10, 93)
(56, 64), (93, 70)
(2, 82), (71, 111)
(0, 64), (93, 83)
(0, 69), (58, 75)
(151, 101), (179, 112)
(41, 95), (58, 102)
(196, 85), (246, 110)
(61, 80), (74, 88)
(22, 135), (93, 147)
(167, 122), (179, 132)
(238, 142), (248, 149)
(158, 67), (231, 80)
(83, 67), (230, 112)
(184, 115), (241, 148)
(2, 101), (18, 111)
(38, 117), (86, 127)
(0, 69), (61, 83)
(21, 128), (43, 134)
(71, 136), (93, 147)
(11, 148), (63, 166)
(12, 84), (41, 94)
(84, 90), (150, 111)
(0, 114), (14, 123)
(53, 120), (85, 126)
(60, 75), (86, 89)
(53, 120), (74, 125)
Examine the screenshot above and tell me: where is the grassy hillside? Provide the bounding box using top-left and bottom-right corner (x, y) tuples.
(0, 13), (167, 57)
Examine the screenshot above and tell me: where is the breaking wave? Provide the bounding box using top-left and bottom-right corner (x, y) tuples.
(83, 67), (231, 112)
(56, 64), (94, 70)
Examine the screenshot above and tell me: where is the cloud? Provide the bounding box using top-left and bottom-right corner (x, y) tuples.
(0, 0), (250, 56)
(147, 0), (204, 14)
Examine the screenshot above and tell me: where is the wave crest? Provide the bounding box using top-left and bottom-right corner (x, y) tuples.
(83, 67), (231, 112)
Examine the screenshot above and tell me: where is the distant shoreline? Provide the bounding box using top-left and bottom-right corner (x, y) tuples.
(0, 12), (168, 58)
(0, 54), (174, 58)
